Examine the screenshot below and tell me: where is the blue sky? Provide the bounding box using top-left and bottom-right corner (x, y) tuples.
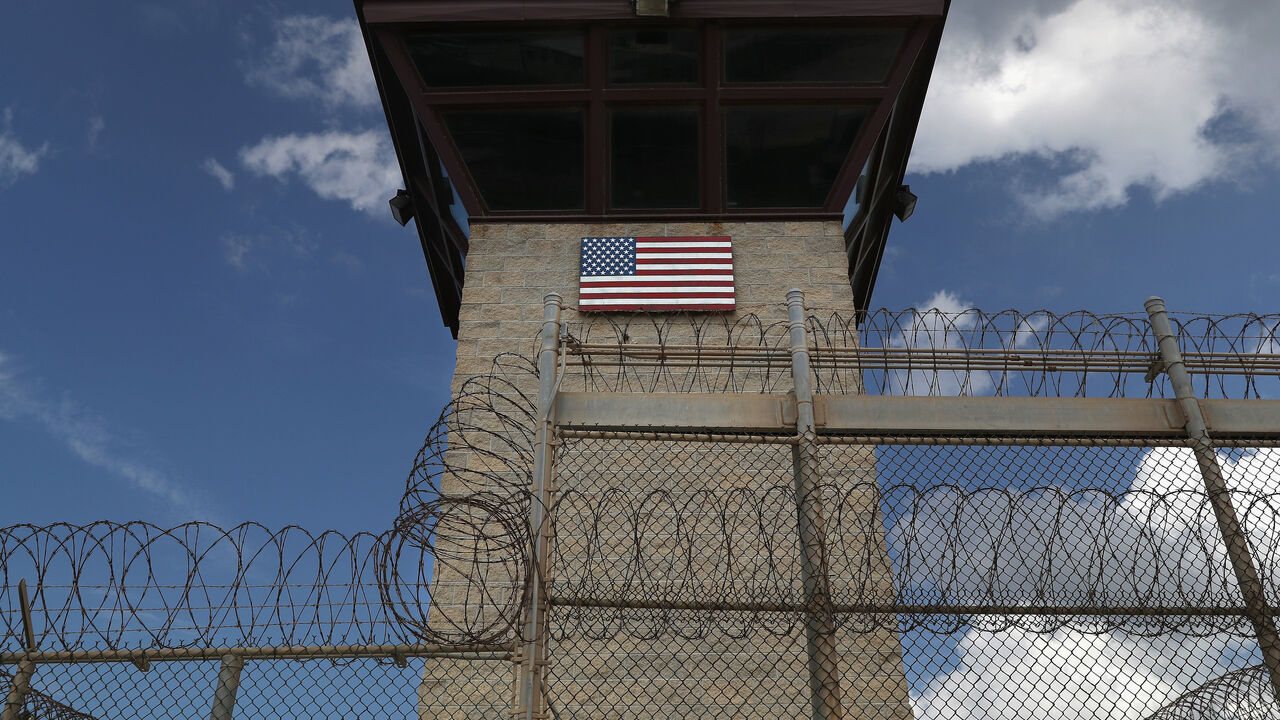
(1, 0), (1278, 534)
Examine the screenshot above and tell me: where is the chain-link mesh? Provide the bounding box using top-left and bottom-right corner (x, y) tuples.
(4, 303), (1280, 719)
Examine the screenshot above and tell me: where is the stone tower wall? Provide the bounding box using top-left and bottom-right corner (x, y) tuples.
(422, 221), (912, 719)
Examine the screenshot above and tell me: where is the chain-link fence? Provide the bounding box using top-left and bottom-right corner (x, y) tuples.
(4, 294), (1280, 719)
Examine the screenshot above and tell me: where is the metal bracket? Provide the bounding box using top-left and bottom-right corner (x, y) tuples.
(1144, 357), (1166, 383)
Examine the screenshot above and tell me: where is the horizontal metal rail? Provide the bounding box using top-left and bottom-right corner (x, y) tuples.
(0, 643), (512, 665)
(817, 396), (1280, 438)
(564, 344), (1280, 375)
(554, 392), (1280, 439)
(556, 429), (800, 444)
(546, 596), (1251, 617)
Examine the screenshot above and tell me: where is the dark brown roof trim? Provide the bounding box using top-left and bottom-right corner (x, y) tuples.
(362, 0), (945, 24)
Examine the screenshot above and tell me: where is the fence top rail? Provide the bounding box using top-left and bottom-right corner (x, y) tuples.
(553, 304), (1280, 398)
(0, 643), (513, 666)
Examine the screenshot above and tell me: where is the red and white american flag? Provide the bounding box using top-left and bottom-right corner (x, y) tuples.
(578, 236), (735, 312)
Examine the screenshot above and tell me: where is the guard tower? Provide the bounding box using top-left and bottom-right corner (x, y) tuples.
(355, 2), (948, 718)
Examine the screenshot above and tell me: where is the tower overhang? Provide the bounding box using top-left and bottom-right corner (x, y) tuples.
(354, 0), (949, 335)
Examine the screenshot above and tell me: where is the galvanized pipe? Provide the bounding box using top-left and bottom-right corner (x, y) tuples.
(1, 659), (34, 720)
(2, 580), (36, 720)
(0, 643), (511, 665)
(556, 429), (800, 444)
(1146, 296), (1280, 701)
(208, 654), (243, 720)
(17, 581), (34, 653)
(545, 595), (1252, 617)
(519, 293), (562, 720)
(788, 289), (844, 720)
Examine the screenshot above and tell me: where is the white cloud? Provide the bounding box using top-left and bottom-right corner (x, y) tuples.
(202, 157), (235, 190)
(0, 108), (49, 188)
(238, 129), (399, 214)
(913, 0), (1280, 218)
(246, 16), (378, 109)
(0, 351), (204, 516)
(912, 626), (1244, 719)
(897, 446), (1280, 718)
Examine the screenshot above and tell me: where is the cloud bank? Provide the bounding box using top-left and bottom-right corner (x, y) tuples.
(913, 0), (1280, 217)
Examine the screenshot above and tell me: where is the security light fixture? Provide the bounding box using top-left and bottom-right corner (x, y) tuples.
(634, 0), (669, 17)
(893, 185), (918, 222)
(389, 189), (415, 226)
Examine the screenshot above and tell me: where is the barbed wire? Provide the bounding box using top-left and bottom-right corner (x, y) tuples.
(2, 672), (100, 719)
(0, 518), (524, 652)
(548, 477), (1279, 638)
(3, 307), (1280, 657)
(1146, 663), (1277, 719)
(558, 306), (1280, 398)
(10, 454), (1279, 648)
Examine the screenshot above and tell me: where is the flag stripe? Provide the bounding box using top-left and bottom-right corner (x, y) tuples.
(582, 274), (733, 283)
(637, 252), (733, 260)
(635, 262), (734, 270)
(636, 241), (732, 249)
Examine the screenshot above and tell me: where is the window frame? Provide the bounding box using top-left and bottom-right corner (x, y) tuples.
(375, 18), (932, 220)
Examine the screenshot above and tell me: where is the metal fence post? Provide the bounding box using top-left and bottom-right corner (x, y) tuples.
(1146, 296), (1280, 700)
(3, 580), (37, 720)
(788, 289), (844, 720)
(209, 654), (244, 720)
(518, 293), (562, 720)
(1, 659), (34, 720)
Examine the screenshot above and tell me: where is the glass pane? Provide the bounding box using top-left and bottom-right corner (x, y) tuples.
(407, 32), (584, 87)
(725, 107), (867, 208)
(611, 109), (700, 210)
(724, 27), (905, 83)
(444, 111), (585, 211)
(610, 29), (699, 84)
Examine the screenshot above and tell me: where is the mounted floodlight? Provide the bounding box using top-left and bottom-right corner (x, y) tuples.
(893, 185), (918, 222)
(634, 0), (669, 17)
(389, 189), (415, 226)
